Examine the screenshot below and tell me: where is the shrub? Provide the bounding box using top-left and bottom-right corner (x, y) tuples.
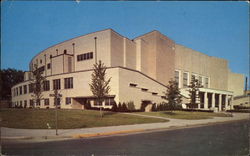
(111, 103), (118, 112)
(127, 101), (135, 112)
(121, 102), (128, 112)
(117, 102), (122, 112)
(151, 103), (157, 112)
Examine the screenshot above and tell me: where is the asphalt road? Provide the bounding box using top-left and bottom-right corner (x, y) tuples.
(2, 120), (249, 156)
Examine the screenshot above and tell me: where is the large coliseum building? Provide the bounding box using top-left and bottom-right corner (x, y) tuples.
(11, 29), (244, 111)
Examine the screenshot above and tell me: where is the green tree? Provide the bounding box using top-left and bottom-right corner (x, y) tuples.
(164, 80), (182, 111)
(89, 60), (111, 117)
(30, 64), (46, 108)
(188, 76), (203, 109)
(0, 68), (24, 100)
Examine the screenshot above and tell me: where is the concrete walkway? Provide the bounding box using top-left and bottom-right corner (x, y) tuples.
(1, 112), (249, 142)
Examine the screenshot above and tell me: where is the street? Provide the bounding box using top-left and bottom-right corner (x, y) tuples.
(2, 120), (249, 156)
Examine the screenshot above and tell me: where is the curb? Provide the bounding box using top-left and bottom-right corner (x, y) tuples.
(2, 136), (33, 140)
(72, 129), (145, 138)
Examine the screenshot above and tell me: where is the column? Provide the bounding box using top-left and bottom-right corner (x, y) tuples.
(211, 93), (215, 109)
(198, 93), (201, 109)
(204, 92), (208, 109)
(218, 94), (222, 111)
(230, 95), (234, 110)
(225, 94), (228, 110)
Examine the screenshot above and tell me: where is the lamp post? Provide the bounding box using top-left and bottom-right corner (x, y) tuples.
(50, 89), (62, 135)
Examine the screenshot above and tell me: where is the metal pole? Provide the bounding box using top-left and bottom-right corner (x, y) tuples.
(94, 37), (97, 64)
(55, 89), (58, 135)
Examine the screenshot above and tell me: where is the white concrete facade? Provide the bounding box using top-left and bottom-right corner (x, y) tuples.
(11, 29), (244, 111)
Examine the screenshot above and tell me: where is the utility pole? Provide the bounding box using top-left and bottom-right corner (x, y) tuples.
(49, 89), (62, 135)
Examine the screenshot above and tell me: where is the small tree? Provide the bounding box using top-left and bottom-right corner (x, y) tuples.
(31, 64), (46, 108)
(164, 80), (182, 112)
(188, 76), (203, 109)
(89, 60), (111, 117)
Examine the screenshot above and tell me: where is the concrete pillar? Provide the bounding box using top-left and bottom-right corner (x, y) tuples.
(225, 94), (228, 110)
(204, 92), (208, 109)
(211, 93), (215, 109)
(218, 94), (222, 111)
(198, 93), (201, 109)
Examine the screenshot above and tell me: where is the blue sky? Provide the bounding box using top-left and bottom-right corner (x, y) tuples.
(2, 1), (249, 79)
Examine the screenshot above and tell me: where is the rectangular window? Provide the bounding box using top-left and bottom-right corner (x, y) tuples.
(53, 79), (61, 90)
(47, 63), (51, 69)
(175, 71), (179, 86)
(152, 92), (158, 95)
(29, 84), (34, 93)
(89, 52), (93, 59)
(19, 86), (22, 95)
(36, 99), (40, 106)
(205, 78), (209, 88)
(30, 100), (34, 107)
(94, 100), (98, 106)
(105, 98), (110, 106)
(24, 85), (27, 94)
(129, 83), (137, 87)
(43, 80), (50, 91)
(24, 100), (27, 108)
(141, 88), (148, 92)
(64, 77), (73, 89)
(83, 53), (87, 60)
(54, 98), (61, 106)
(77, 52), (93, 62)
(65, 97), (71, 105)
(20, 101), (23, 107)
(16, 88), (18, 96)
(44, 99), (50, 106)
(86, 53), (90, 59)
(183, 72), (188, 88)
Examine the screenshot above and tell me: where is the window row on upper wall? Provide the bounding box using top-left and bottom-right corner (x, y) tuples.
(175, 70), (210, 88)
(77, 52), (93, 61)
(12, 77), (74, 97)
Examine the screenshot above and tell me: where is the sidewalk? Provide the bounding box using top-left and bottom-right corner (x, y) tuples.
(1, 112), (249, 142)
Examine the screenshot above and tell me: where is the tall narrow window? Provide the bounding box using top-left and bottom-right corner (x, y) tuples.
(43, 80), (50, 91)
(30, 99), (34, 107)
(23, 85), (27, 94)
(183, 72), (188, 88)
(19, 86), (22, 95)
(44, 99), (50, 106)
(64, 77), (73, 89)
(66, 97), (71, 105)
(47, 63), (51, 69)
(29, 83), (34, 93)
(53, 79), (61, 90)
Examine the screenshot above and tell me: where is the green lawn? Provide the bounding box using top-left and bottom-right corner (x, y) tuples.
(0, 109), (167, 129)
(137, 111), (232, 120)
